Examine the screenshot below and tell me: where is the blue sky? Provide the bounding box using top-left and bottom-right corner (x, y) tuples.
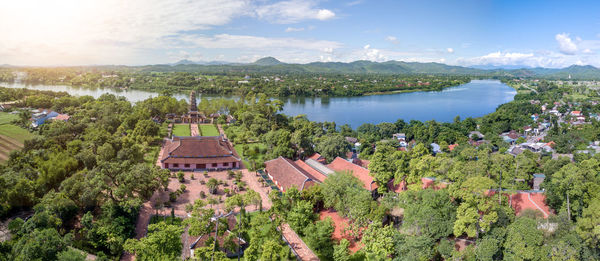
(1, 0), (600, 67)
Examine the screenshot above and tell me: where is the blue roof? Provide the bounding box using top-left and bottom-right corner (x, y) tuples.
(533, 174), (546, 178)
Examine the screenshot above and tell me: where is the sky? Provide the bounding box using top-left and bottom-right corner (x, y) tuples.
(1, 0), (600, 67)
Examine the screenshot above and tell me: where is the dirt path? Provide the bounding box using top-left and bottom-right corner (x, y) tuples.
(282, 223), (320, 261)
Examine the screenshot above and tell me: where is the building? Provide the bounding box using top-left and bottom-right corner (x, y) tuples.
(327, 157), (378, 193)
(533, 174), (546, 191)
(264, 157), (322, 192)
(31, 109), (59, 127)
(160, 136), (241, 170)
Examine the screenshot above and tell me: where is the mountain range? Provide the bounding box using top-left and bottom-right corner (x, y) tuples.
(157, 57), (600, 80)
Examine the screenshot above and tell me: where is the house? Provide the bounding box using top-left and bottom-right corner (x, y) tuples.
(448, 144), (459, 152)
(264, 157), (321, 192)
(51, 114), (70, 121)
(308, 153), (327, 164)
(160, 136), (241, 170)
(430, 143), (441, 154)
(570, 111), (582, 117)
(533, 174), (545, 191)
(469, 131), (484, 140)
(345, 137), (358, 144)
(501, 130), (521, 143)
(392, 133), (406, 140)
(531, 114), (539, 121)
(327, 157), (378, 194)
(31, 110), (59, 127)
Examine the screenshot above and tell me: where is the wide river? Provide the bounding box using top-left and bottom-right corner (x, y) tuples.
(2, 79), (515, 127)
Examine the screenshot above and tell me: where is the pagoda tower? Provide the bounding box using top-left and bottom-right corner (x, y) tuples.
(189, 91), (197, 112)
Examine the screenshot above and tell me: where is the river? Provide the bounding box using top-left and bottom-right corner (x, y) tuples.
(2, 79), (515, 128)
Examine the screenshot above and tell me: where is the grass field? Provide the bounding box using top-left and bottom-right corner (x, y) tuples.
(234, 143), (267, 168)
(0, 112), (18, 125)
(199, 124), (220, 136)
(0, 123), (32, 161)
(172, 124), (191, 136)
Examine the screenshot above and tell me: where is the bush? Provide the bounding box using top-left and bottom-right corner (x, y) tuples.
(177, 171), (185, 183)
(203, 171), (209, 177)
(179, 184), (187, 193)
(199, 191), (206, 198)
(169, 192), (178, 202)
(185, 204), (193, 213)
(190, 173), (195, 180)
(227, 170), (235, 179)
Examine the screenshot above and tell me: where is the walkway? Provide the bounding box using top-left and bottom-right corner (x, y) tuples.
(281, 223), (320, 261)
(190, 124), (199, 136)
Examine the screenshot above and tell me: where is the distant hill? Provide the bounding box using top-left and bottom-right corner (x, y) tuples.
(253, 57), (283, 66)
(43, 57), (600, 79)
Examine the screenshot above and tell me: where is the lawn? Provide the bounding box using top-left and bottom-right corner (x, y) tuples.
(0, 112), (18, 125)
(0, 124), (33, 143)
(172, 124), (191, 136)
(199, 124), (220, 136)
(234, 143), (267, 169)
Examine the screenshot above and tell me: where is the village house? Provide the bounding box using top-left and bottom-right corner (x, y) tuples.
(160, 136), (241, 171)
(327, 157), (378, 195)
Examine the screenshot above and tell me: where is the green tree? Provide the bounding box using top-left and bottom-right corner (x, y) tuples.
(304, 218), (335, 259)
(503, 217), (543, 261)
(576, 197), (600, 249)
(124, 221), (184, 260)
(287, 200), (316, 234)
(12, 228), (66, 261)
(360, 221), (396, 258)
(315, 134), (349, 162)
(452, 176), (498, 238)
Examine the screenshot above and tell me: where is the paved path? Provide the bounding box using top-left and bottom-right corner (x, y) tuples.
(282, 223), (320, 261)
(190, 124), (199, 136)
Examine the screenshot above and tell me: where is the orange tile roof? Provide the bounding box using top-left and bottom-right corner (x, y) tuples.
(308, 153), (326, 163)
(327, 157), (377, 191)
(448, 144), (459, 151)
(264, 157), (319, 191)
(294, 159), (328, 183)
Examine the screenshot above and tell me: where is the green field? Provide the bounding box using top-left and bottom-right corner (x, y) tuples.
(0, 123), (32, 161)
(0, 112), (19, 125)
(172, 124), (191, 136)
(234, 143), (267, 169)
(199, 124), (220, 136)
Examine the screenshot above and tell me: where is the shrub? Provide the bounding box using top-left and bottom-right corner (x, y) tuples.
(179, 184), (187, 193)
(227, 170), (235, 179)
(177, 171), (185, 182)
(169, 192), (178, 202)
(190, 173), (195, 180)
(199, 191), (206, 198)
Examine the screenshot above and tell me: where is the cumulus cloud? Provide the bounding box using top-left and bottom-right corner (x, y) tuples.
(454, 50), (600, 68)
(256, 0), (335, 24)
(447, 48), (454, 53)
(556, 33), (578, 55)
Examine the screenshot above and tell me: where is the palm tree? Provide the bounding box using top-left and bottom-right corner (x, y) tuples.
(207, 178), (219, 194)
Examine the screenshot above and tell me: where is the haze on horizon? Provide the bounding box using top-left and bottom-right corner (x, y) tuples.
(2, 0), (600, 68)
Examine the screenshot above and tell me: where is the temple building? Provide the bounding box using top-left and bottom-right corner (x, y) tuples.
(165, 91), (235, 124)
(160, 136), (241, 170)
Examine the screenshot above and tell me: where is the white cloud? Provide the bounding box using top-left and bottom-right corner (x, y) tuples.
(285, 27), (305, 32)
(385, 36), (399, 44)
(454, 50), (600, 68)
(447, 48), (454, 54)
(0, 0), (337, 65)
(556, 33), (578, 55)
(255, 0), (335, 24)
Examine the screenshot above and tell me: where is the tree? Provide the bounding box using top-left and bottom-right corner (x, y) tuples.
(207, 178), (220, 194)
(360, 221), (396, 258)
(576, 197), (600, 249)
(321, 172), (372, 226)
(503, 217), (543, 261)
(12, 228), (66, 261)
(451, 176), (498, 238)
(287, 200), (315, 234)
(401, 189), (456, 240)
(333, 239), (351, 261)
(315, 134), (349, 162)
(56, 248), (87, 261)
(124, 221), (184, 260)
(304, 218), (335, 259)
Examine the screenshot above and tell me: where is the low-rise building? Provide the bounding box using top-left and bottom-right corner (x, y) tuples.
(160, 136), (241, 171)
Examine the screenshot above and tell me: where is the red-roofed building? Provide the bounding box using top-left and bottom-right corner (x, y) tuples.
(294, 159), (328, 183)
(448, 144), (459, 151)
(327, 157), (378, 193)
(264, 157), (320, 192)
(52, 114), (70, 121)
(571, 111), (582, 117)
(308, 153), (327, 164)
(160, 136), (241, 170)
